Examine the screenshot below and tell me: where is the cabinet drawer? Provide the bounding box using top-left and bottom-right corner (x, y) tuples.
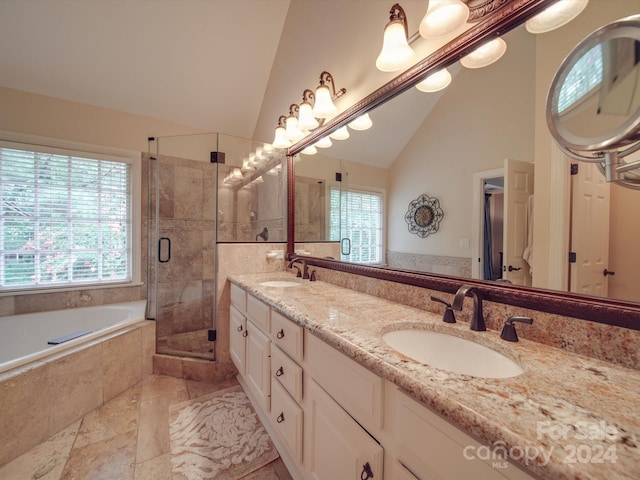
(306, 331), (383, 431)
(247, 293), (270, 333)
(271, 345), (303, 403)
(270, 379), (303, 463)
(230, 283), (246, 312)
(270, 310), (303, 362)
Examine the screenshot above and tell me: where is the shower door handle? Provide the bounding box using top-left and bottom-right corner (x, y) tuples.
(158, 237), (171, 263)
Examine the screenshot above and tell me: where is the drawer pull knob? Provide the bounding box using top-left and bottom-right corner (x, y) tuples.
(276, 329), (285, 339)
(361, 462), (373, 479)
(242, 330), (248, 337)
(237, 325), (243, 332)
(276, 412), (285, 423)
(275, 366), (284, 377)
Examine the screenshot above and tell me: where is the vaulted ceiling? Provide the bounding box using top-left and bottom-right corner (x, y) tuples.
(0, 0), (492, 168)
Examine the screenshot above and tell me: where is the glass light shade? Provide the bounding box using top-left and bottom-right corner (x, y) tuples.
(416, 68), (452, 92)
(376, 20), (415, 72)
(253, 175), (264, 184)
(419, 0), (469, 38)
(241, 158), (254, 172)
(348, 113), (373, 131)
(263, 143), (274, 157)
(525, 0), (589, 34)
(273, 126), (291, 149)
(329, 125), (350, 140)
(315, 136), (333, 148)
(460, 37), (507, 69)
(285, 115), (305, 142)
(266, 168), (279, 176)
(298, 102), (319, 130)
(312, 85), (337, 119)
(254, 146), (266, 162)
(302, 144), (318, 155)
(231, 167), (243, 180)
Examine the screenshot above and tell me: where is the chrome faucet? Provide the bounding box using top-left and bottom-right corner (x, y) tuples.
(287, 257), (309, 279)
(451, 285), (486, 331)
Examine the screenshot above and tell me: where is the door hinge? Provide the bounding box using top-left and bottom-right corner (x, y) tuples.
(208, 329), (217, 342)
(569, 252), (577, 263)
(570, 163), (579, 175)
(210, 151), (226, 164)
(335, 172), (342, 182)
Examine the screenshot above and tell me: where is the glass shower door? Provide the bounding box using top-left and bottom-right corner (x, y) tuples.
(147, 133), (219, 360)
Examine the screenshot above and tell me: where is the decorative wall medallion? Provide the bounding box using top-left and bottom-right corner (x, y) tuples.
(405, 194), (444, 238)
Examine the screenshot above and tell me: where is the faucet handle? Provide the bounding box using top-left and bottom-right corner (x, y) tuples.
(431, 296), (456, 323)
(309, 270), (317, 281)
(500, 316), (533, 342)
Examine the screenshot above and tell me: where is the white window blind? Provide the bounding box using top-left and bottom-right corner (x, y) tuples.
(330, 186), (384, 264)
(558, 43), (603, 113)
(0, 145), (132, 290)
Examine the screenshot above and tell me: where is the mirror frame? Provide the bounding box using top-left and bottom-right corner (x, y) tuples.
(285, 0), (640, 331)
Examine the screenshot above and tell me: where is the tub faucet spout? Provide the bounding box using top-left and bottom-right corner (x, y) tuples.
(451, 285), (486, 331)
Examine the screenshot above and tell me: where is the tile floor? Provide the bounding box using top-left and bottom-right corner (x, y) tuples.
(0, 375), (293, 480)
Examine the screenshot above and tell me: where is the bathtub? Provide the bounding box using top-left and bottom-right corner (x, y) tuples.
(0, 300), (147, 374)
(0, 299), (154, 467)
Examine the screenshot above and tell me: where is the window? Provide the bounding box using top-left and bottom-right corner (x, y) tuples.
(558, 43), (603, 113)
(329, 185), (384, 264)
(0, 136), (140, 292)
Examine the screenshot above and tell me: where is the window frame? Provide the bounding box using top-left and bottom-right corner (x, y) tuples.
(0, 130), (142, 295)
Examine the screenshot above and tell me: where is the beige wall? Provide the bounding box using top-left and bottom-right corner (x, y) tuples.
(388, 26), (535, 259)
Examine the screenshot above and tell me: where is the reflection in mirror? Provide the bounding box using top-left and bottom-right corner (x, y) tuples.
(292, 0), (640, 305)
(547, 14), (640, 189)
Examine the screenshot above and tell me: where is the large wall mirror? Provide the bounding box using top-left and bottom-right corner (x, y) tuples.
(286, 0), (640, 330)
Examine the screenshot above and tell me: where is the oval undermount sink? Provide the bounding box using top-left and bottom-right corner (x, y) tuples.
(259, 280), (303, 288)
(382, 329), (524, 378)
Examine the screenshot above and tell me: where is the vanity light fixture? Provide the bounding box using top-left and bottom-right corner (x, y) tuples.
(298, 89), (320, 131)
(285, 104), (306, 143)
(460, 37), (507, 69)
(376, 3), (415, 72)
(273, 116), (291, 149)
(525, 0), (589, 34)
(315, 136), (333, 148)
(348, 112), (373, 131)
(416, 67), (452, 92)
(312, 71), (346, 119)
(419, 0), (469, 39)
(329, 125), (350, 140)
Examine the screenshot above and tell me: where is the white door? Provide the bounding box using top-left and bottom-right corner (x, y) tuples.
(570, 162), (611, 296)
(503, 159), (534, 285)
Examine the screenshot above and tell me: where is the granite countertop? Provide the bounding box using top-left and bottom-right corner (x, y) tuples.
(228, 272), (640, 480)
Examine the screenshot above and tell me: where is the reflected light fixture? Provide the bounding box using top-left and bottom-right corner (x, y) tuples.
(460, 37), (507, 69)
(315, 136), (333, 148)
(416, 68), (452, 92)
(263, 143), (274, 157)
(298, 89), (320, 131)
(376, 3), (415, 72)
(301, 144), (318, 155)
(329, 125), (350, 140)
(285, 104), (305, 143)
(312, 71), (346, 119)
(241, 158), (255, 173)
(419, 0), (469, 38)
(525, 0), (589, 34)
(348, 112), (373, 131)
(273, 116), (291, 149)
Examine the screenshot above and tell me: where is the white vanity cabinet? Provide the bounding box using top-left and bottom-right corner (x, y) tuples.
(229, 305), (247, 374)
(229, 283), (538, 480)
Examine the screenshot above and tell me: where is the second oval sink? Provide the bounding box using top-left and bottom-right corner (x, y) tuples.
(382, 329), (524, 378)
(259, 280), (303, 288)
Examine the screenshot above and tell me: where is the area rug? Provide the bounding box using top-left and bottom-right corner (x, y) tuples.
(169, 385), (279, 480)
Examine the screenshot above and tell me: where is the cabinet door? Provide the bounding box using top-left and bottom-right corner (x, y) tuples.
(307, 380), (383, 480)
(246, 321), (271, 412)
(229, 305), (246, 375)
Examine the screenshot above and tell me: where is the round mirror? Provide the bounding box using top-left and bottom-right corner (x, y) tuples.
(547, 14), (640, 189)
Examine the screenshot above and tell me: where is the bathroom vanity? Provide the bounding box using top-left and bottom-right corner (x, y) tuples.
(228, 272), (640, 480)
